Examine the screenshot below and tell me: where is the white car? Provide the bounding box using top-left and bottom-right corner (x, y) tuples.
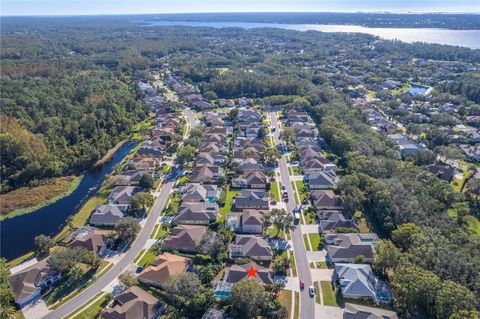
(309, 285), (315, 298)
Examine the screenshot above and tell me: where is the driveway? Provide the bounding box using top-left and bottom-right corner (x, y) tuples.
(315, 304), (344, 319)
(311, 268), (334, 282)
(22, 297), (49, 319)
(300, 224), (321, 234)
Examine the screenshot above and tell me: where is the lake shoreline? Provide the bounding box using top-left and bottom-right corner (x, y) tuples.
(0, 175), (83, 222)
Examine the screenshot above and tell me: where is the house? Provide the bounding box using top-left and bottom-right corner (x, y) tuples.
(174, 202), (217, 225)
(89, 204), (128, 227)
(108, 186), (141, 205)
(136, 143), (163, 158)
(8, 258), (62, 307)
(311, 190), (344, 211)
(318, 211), (358, 233)
(343, 303), (398, 319)
(234, 189), (269, 210)
(230, 235), (273, 261)
(223, 261), (274, 285)
(62, 227), (109, 255)
(333, 264), (376, 300)
(190, 164), (223, 183)
(326, 233), (378, 263)
(162, 225), (206, 253)
(245, 171), (268, 189)
(114, 170), (153, 186)
(196, 152), (227, 166)
(101, 286), (163, 319)
(227, 210), (266, 234)
(387, 133), (425, 158)
(218, 99), (235, 108)
(231, 177), (248, 189)
(239, 159), (264, 174)
(182, 183), (220, 208)
(202, 308), (224, 319)
(304, 171), (338, 189)
(138, 253), (190, 288)
(426, 164), (454, 182)
(126, 157), (159, 171)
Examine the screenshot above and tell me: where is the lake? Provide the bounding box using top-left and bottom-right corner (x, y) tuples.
(0, 141), (137, 261)
(146, 21), (480, 49)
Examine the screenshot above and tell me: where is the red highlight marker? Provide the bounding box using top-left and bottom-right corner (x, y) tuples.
(246, 266), (257, 278)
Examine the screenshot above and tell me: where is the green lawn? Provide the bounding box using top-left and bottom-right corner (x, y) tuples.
(270, 182), (281, 202)
(304, 211), (316, 225)
(292, 166), (302, 175)
(267, 225), (285, 239)
(308, 233), (322, 251)
(71, 294), (109, 319)
(290, 254), (297, 277)
(137, 249), (157, 267)
(357, 218), (370, 233)
(218, 188), (240, 222)
(310, 261), (328, 269)
(294, 180), (307, 202)
(321, 281), (339, 306)
(278, 290), (293, 319)
(294, 292), (299, 318)
(152, 224), (169, 240)
(314, 282), (321, 304)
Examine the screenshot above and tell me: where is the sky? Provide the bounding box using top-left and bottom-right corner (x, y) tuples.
(2, 0), (479, 16)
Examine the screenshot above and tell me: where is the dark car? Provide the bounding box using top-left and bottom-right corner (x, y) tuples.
(300, 281), (305, 290)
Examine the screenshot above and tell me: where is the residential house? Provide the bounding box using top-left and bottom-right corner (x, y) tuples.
(108, 186), (141, 205)
(89, 204), (128, 227)
(8, 259), (61, 307)
(426, 164), (454, 182)
(326, 233), (378, 263)
(62, 227), (109, 255)
(101, 286), (163, 319)
(114, 170), (153, 186)
(318, 211), (358, 233)
(223, 261), (274, 285)
(304, 171), (339, 189)
(245, 171), (268, 189)
(126, 157), (159, 171)
(190, 164), (224, 184)
(227, 210), (266, 234)
(343, 303), (398, 319)
(230, 235), (273, 261)
(182, 183), (221, 209)
(174, 202), (217, 225)
(218, 99), (235, 108)
(333, 264), (376, 300)
(202, 308), (224, 319)
(311, 190), (344, 211)
(162, 225), (206, 253)
(138, 253), (190, 288)
(234, 189), (269, 210)
(196, 152), (227, 166)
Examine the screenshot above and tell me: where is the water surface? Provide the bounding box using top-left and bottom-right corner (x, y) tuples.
(146, 21), (480, 49)
(0, 141), (137, 260)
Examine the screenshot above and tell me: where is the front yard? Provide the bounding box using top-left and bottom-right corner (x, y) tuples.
(321, 281), (340, 306)
(304, 233), (322, 251)
(269, 181), (281, 202)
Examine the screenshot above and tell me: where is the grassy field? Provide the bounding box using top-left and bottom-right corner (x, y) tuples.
(270, 181), (281, 202)
(294, 180), (307, 202)
(294, 292), (300, 318)
(292, 166), (302, 175)
(278, 290), (293, 319)
(70, 293), (108, 319)
(218, 188), (240, 222)
(267, 225), (285, 239)
(304, 233), (321, 251)
(304, 210), (316, 225)
(0, 175), (82, 220)
(291, 182), (300, 204)
(137, 249), (157, 267)
(321, 281), (339, 306)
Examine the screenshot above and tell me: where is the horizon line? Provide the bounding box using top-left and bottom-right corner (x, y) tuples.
(2, 11), (480, 18)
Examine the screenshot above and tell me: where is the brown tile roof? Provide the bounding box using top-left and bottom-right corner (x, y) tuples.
(138, 253), (189, 287)
(102, 286), (161, 319)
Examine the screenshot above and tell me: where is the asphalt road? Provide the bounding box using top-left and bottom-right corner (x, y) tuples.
(43, 180), (173, 319)
(270, 112), (315, 319)
(43, 107), (198, 318)
(184, 108), (198, 130)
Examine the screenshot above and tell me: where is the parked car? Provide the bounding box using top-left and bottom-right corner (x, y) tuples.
(309, 285), (315, 297)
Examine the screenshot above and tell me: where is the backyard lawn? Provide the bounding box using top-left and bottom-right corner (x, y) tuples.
(321, 281), (339, 306)
(218, 188), (240, 222)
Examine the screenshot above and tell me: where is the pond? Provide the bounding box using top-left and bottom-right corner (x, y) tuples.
(408, 86), (429, 95)
(0, 141), (137, 261)
(144, 21), (480, 49)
